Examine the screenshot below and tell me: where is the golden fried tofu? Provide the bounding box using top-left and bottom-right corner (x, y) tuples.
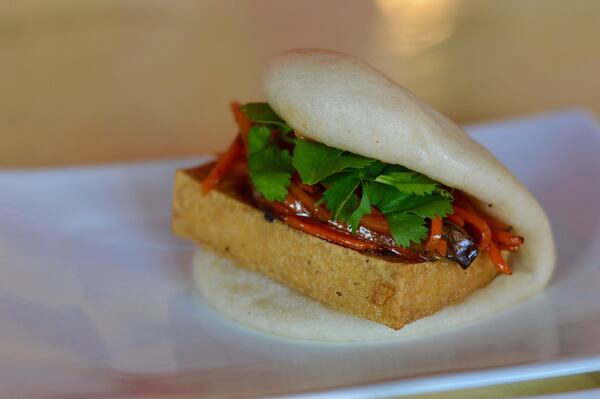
(172, 165), (498, 330)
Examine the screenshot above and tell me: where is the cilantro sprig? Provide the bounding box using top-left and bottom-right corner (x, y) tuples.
(292, 140), (375, 184)
(242, 103), (292, 133)
(247, 125), (293, 201)
(242, 103), (453, 248)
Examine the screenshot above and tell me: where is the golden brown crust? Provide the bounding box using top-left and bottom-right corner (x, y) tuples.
(172, 165), (498, 330)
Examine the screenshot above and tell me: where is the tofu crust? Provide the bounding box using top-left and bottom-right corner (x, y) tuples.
(172, 165), (498, 330)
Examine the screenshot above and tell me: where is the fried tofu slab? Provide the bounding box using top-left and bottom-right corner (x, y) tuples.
(172, 165), (498, 330)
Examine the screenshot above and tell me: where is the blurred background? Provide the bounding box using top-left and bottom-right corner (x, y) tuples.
(1, 0), (599, 167)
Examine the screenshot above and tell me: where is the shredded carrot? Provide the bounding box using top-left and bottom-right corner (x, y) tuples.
(437, 238), (448, 257)
(230, 102), (252, 153)
(446, 214), (464, 227)
(453, 191), (476, 212)
(493, 230), (524, 246)
(268, 195), (295, 216)
(497, 244), (520, 252)
(201, 137), (244, 194)
(230, 101), (251, 136)
(488, 241), (513, 275)
(451, 192), (522, 274)
(426, 216), (443, 253)
(300, 183), (319, 194)
(283, 215), (380, 252)
(485, 217), (512, 232)
(370, 207), (385, 218)
(227, 158), (249, 176)
(288, 184), (331, 221)
(361, 214), (391, 235)
(452, 206), (492, 250)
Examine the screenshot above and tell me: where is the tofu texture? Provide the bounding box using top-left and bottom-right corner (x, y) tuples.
(172, 165), (498, 330)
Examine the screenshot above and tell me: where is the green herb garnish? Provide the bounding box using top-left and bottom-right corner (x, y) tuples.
(292, 139), (375, 184)
(242, 103), (453, 247)
(242, 103), (292, 133)
(247, 125), (293, 201)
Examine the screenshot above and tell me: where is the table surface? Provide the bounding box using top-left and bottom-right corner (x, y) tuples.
(1, 0), (599, 397)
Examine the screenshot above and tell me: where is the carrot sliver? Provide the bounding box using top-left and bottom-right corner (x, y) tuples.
(453, 191), (476, 212)
(288, 184), (331, 221)
(201, 137), (244, 194)
(230, 102), (251, 136)
(488, 241), (513, 275)
(485, 217), (512, 232)
(230, 102), (252, 153)
(452, 206), (492, 250)
(426, 216), (443, 253)
(493, 230), (524, 246)
(297, 181), (319, 194)
(497, 244), (520, 252)
(361, 214), (391, 235)
(284, 215), (380, 252)
(447, 214), (464, 227)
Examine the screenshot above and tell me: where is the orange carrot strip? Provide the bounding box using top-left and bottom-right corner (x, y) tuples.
(447, 214), (464, 227)
(283, 215), (380, 252)
(201, 137), (244, 194)
(230, 102), (251, 136)
(453, 191), (476, 212)
(493, 230), (524, 246)
(297, 181), (319, 194)
(361, 214), (391, 235)
(497, 244), (520, 252)
(437, 238), (448, 257)
(227, 158), (248, 176)
(370, 207), (385, 217)
(270, 195), (295, 216)
(288, 184), (331, 221)
(426, 216), (443, 253)
(453, 190), (518, 273)
(485, 217), (512, 232)
(452, 206), (492, 250)
(488, 241), (513, 275)
(454, 191), (510, 230)
(230, 102), (252, 153)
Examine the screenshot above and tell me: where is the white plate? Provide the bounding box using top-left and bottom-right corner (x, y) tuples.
(1, 110), (599, 398)
(518, 389), (600, 399)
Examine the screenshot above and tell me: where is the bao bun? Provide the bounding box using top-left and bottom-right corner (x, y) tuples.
(264, 49), (554, 302)
(177, 49), (555, 341)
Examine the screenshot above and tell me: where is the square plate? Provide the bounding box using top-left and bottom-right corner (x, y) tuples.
(1, 110), (599, 398)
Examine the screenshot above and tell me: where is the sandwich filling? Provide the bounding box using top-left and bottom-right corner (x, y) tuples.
(202, 102), (524, 274)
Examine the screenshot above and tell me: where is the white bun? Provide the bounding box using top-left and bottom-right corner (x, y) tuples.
(195, 250), (550, 341)
(198, 49), (555, 341)
(264, 48), (554, 286)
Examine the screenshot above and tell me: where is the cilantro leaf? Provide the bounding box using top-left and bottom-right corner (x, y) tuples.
(361, 161), (387, 179)
(248, 148), (292, 201)
(348, 190), (372, 232)
(364, 181), (452, 247)
(436, 188), (453, 199)
(242, 103), (284, 123)
(247, 125), (272, 153)
(338, 193), (360, 223)
(240, 101), (457, 249)
(321, 173), (361, 221)
(385, 213), (429, 247)
(241, 103), (292, 133)
(247, 125), (293, 201)
(375, 171), (438, 196)
(379, 194), (453, 219)
(293, 140), (375, 184)
(363, 182), (404, 210)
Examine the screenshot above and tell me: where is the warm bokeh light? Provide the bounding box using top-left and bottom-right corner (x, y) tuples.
(375, 0), (458, 56)
(1, 0), (599, 167)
